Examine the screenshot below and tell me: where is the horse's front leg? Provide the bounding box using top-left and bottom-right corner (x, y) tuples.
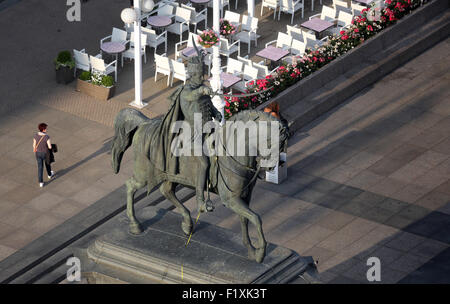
(126, 177), (146, 235)
(229, 198), (267, 263)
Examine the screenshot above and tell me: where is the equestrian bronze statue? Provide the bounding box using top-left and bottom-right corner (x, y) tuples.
(111, 45), (288, 263)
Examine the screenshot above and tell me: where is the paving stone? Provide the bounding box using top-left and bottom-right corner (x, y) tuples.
(343, 151), (384, 170)
(389, 163), (430, 183)
(346, 170), (385, 191)
(388, 144), (427, 162)
(431, 137), (450, 154)
(293, 188), (327, 203)
(321, 163), (363, 184)
(407, 130), (448, 149)
(0, 207), (41, 229)
(339, 131), (379, 150)
(331, 185), (363, 200)
(317, 218), (378, 252)
(410, 111), (446, 130)
(0, 244), (16, 261)
(377, 267), (408, 284)
(385, 231), (428, 252)
(25, 214), (65, 235)
(0, 229), (40, 250)
(366, 245), (405, 265)
(315, 194), (351, 210)
(367, 157), (409, 176)
(409, 150), (449, 169)
(389, 184), (432, 203)
(25, 191), (65, 211)
(286, 224), (335, 247)
(409, 239), (448, 260)
(414, 191), (450, 210)
(307, 178), (341, 193)
(379, 199), (409, 214)
(319, 253), (362, 275)
(315, 210), (355, 231)
(367, 178), (408, 197)
(434, 179), (450, 195)
(298, 157), (341, 176)
(361, 207), (399, 225)
(0, 200), (20, 216)
(389, 253), (430, 273)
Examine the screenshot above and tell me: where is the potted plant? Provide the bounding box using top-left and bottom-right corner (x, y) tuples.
(54, 50), (75, 84)
(76, 71), (115, 101)
(219, 19), (236, 39)
(197, 29), (219, 48)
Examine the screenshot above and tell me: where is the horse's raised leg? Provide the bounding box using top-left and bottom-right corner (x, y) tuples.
(160, 181), (193, 236)
(228, 198), (266, 263)
(240, 216), (257, 260)
(126, 177), (146, 235)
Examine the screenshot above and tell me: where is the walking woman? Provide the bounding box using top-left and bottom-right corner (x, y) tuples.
(33, 123), (55, 187)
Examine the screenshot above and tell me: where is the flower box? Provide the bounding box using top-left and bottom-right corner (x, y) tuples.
(76, 79), (115, 101)
(56, 66), (75, 84)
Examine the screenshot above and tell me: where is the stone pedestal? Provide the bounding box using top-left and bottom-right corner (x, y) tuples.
(76, 207), (318, 284)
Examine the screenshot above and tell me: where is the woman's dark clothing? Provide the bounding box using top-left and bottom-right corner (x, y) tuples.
(36, 152), (52, 183)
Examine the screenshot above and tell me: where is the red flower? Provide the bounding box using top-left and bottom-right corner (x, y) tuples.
(341, 35), (349, 41)
(367, 25), (373, 31)
(354, 28), (359, 33)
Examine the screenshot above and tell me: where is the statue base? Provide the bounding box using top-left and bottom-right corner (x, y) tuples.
(76, 207), (319, 284)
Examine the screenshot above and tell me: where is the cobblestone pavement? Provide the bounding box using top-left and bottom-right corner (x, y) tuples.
(0, 0), (449, 283)
(177, 37), (450, 283)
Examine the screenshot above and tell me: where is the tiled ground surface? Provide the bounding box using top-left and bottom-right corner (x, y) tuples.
(175, 38), (450, 283)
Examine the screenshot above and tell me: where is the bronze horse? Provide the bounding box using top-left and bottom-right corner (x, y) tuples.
(111, 108), (288, 263)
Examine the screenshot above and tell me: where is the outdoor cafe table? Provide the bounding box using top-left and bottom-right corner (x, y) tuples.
(100, 41), (126, 63)
(256, 46), (290, 69)
(300, 18), (334, 38)
(147, 15), (172, 34)
(181, 46), (207, 58)
(209, 72), (241, 90)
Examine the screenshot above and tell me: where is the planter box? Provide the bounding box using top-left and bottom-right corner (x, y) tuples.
(55, 66), (74, 84)
(76, 79), (115, 101)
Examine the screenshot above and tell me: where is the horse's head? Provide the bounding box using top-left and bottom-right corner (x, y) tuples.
(227, 110), (289, 173)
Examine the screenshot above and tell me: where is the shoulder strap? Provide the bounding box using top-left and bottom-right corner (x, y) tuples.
(34, 135), (46, 153)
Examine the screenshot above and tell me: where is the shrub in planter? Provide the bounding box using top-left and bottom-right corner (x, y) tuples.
(76, 71), (115, 101)
(54, 50), (75, 84)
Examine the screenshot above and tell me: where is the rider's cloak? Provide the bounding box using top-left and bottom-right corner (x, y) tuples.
(150, 86), (184, 175)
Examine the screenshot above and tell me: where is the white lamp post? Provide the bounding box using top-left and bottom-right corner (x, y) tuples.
(210, 0), (225, 124)
(121, 0), (154, 109)
(248, 0), (255, 17)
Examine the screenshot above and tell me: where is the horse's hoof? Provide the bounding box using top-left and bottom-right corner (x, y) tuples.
(181, 221), (193, 236)
(255, 247), (266, 263)
(205, 199), (214, 212)
(247, 247), (256, 260)
(129, 222), (144, 235)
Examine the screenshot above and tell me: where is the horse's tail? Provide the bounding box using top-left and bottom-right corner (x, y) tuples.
(111, 108), (150, 174)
